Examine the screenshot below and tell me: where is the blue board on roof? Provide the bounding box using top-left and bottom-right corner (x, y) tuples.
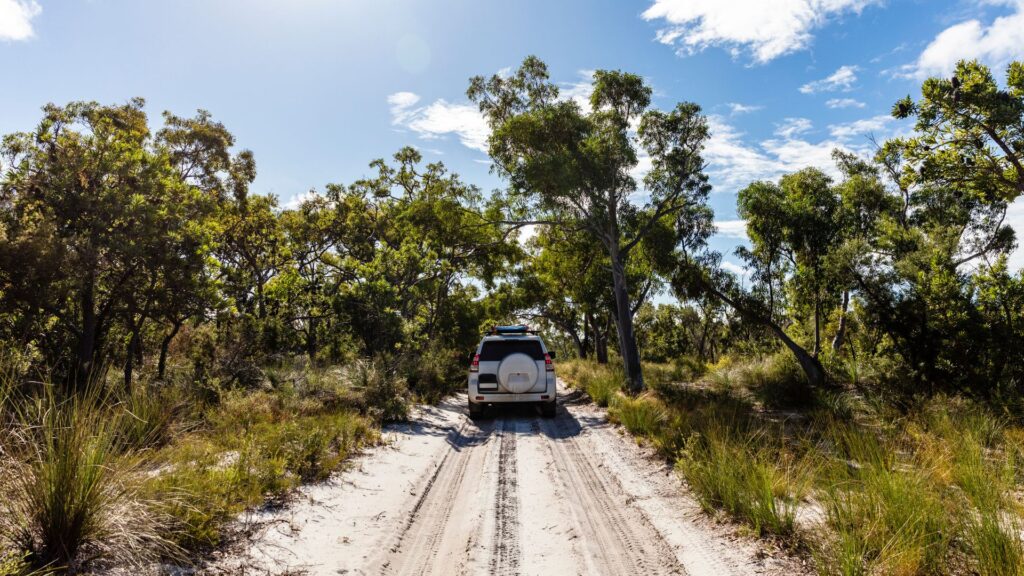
(494, 325), (530, 335)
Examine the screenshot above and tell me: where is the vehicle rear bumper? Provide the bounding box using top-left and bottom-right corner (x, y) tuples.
(468, 391), (554, 404)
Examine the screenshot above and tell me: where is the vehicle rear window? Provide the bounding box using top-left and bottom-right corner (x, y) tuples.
(479, 339), (544, 361)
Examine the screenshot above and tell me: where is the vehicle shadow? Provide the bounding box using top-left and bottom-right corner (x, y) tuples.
(390, 388), (608, 449)
(469, 388), (608, 441)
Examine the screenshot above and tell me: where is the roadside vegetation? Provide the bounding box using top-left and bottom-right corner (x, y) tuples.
(1, 52), (1023, 574)
(563, 358), (1024, 575)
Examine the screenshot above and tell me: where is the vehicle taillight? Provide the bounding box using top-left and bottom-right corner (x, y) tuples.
(470, 354), (480, 372)
(544, 353), (554, 372)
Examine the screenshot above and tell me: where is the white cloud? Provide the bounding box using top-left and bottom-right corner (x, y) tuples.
(387, 91), (490, 153)
(721, 260), (750, 278)
(799, 65), (859, 94)
(517, 224), (539, 247)
(826, 97), (866, 109)
(282, 190), (321, 210)
(827, 114), (891, 140)
(561, 70), (596, 112)
(387, 69), (597, 155)
(727, 102), (763, 115)
(715, 219), (748, 239)
(900, 0), (1024, 78)
(642, 0), (877, 63)
(774, 117), (814, 138)
(704, 114), (894, 192)
(0, 0), (41, 41)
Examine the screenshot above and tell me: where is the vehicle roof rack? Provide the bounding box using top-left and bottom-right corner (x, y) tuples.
(490, 325), (537, 336)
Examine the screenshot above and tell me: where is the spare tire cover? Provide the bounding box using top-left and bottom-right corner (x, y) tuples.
(497, 353), (539, 394)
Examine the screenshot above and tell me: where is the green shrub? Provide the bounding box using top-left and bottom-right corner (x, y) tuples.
(350, 359), (410, 423)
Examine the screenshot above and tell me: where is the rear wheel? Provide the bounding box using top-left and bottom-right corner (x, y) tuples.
(468, 401), (484, 420)
(540, 399), (556, 418)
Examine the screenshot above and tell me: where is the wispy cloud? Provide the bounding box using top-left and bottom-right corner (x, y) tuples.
(0, 0), (41, 41)
(387, 91), (490, 153)
(895, 0), (1024, 79)
(827, 115), (892, 140)
(715, 219), (748, 239)
(774, 117), (813, 139)
(641, 0), (878, 64)
(704, 113), (902, 192)
(727, 102), (763, 115)
(799, 65), (859, 94)
(721, 260), (750, 278)
(826, 98), (866, 109)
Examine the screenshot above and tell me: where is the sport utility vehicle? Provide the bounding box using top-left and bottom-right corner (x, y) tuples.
(468, 326), (556, 419)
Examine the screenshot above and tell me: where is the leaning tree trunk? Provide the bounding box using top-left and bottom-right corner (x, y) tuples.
(609, 250), (644, 393)
(706, 282), (829, 390)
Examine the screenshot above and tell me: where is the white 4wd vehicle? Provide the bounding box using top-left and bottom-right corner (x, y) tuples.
(468, 326), (557, 419)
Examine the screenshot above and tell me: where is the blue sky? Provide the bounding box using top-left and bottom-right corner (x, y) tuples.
(2, 0), (1024, 278)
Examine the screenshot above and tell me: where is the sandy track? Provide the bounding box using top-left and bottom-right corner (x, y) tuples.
(212, 385), (806, 576)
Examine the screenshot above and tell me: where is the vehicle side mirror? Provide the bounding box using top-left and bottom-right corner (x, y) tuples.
(548, 350), (556, 359)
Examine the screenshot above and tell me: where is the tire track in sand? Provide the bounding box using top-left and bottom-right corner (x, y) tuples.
(539, 413), (685, 576)
(374, 420), (495, 576)
(490, 418), (521, 575)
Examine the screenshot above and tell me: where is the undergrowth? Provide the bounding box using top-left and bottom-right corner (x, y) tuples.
(563, 357), (1024, 575)
(0, 356), (415, 572)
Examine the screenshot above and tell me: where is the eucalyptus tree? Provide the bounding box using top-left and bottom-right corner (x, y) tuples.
(469, 57), (713, 392)
(0, 99), (252, 388)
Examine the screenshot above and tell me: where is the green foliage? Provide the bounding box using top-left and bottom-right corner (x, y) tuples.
(348, 359), (410, 423)
(469, 56), (714, 391)
(678, 424), (805, 537)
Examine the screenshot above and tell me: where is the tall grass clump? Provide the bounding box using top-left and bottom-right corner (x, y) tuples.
(609, 393), (669, 438)
(562, 360), (624, 407)
(677, 419), (810, 537)
(0, 384), (175, 573)
(816, 421), (953, 576)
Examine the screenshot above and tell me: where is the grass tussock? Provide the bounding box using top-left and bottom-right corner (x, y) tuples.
(567, 357), (1024, 575)
(0, 356), (405, 572)
(0, 385), (178, 573)
(561, 359), (623, 407)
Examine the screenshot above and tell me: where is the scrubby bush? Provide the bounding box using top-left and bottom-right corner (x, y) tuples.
(349, 359), (410, 423)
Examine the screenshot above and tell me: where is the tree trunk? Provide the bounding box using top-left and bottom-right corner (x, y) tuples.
(812, 297), (822, 358)
(75, 276), (98, 391)
(609, 249), (644, 393)
(124, 325), (140, 389)
(158, 320), (183, 380)
(831, 290), (850, 353)
(307, 317), (319, 363)
(705, 281), (829, 390)
(581, 314), (593, 359)
(595, 331), (609, 364)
